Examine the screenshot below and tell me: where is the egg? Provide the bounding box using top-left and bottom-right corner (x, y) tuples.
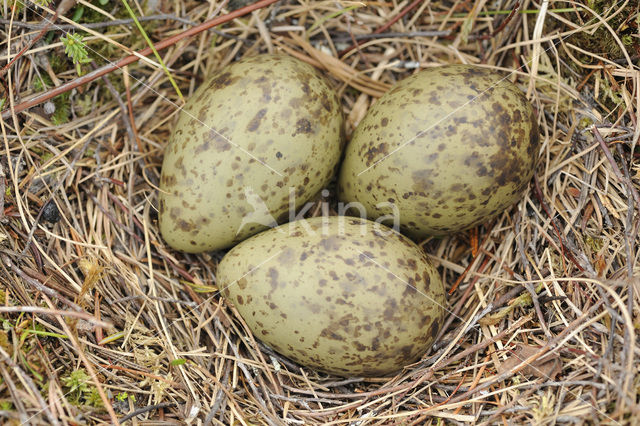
(217, 216), (446, 377)
(338, 65), (539, 238)
(159, 54), (344, 252)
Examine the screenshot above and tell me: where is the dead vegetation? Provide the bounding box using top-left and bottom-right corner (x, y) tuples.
(1, 0), (639, 424)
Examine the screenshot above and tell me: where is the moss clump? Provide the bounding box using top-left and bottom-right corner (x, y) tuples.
(569, 0), (639, 64)
(61, 369), (103, 407)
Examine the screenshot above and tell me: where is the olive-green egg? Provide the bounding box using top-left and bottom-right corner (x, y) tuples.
(338, 65), (539, 238)
(159, 54), (344, 253)
(217, 216), (446, 377)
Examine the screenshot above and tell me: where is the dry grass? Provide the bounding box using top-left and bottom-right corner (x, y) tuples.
(1, 0), (639, 424)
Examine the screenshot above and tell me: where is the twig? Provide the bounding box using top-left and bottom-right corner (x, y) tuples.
(0, 345), (61, 426)
(112, 294), (197, 307)
(214, 318), (279, 425)
(41, 293), (121, 425)
(524, 281), (550, 336)
(329, 30), (452, 42)
(1, 0), (280, 119)
(93, 61), (138, 149)
(19, 132), (94, 256)
(288, 315), (530, 404)
(478, 382), (542, 425)
(87, 194), (144, 245)
(592, 126), (640, 220)
(339, 0), (424, 56)
(288, 317), (532, 418)
(0, 363), (29, 424)
(99, 364), (183, 386)
(0, 14), (195, 29)
(514, 209), (550, 334)
(446, 300), (607, 406)
(476, 1), (521, 40)
(0, 306), (111, 327)
(435, 254), (490, 343)
(119, 402), (177, 423)
(1, 0), (77, 75)
(533, 175), (584, 273)
(2, 254), (83, 311)
(122, 66), (145, 162)
(594, 316), (617, 385)
(1, 12), (58, 76)
(614, 141), (637, 416)
(0, 162), (5, 222)
(0, 13), (251, 43)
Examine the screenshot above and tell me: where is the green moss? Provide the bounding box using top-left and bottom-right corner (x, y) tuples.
(71, 0), (120, 24)
(622, 34), (633, 46)
(578, 116), (594, 129)
(60, 369), (104, 407)
(569, 0), (638, 64)
(48, 53), (68, 75)
(33, 74), (52, 92)
(75, 94), (95, 116)
(85, 388), (104, 407)
(62, 369), (91, 405)
(33, 68), (69, 124)
(52, 92), (70, 125)
(115, 391), (136, 403)
(584, 234), (604, 252)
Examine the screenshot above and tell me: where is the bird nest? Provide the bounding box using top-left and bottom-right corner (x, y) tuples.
(0, 0), (639, 424)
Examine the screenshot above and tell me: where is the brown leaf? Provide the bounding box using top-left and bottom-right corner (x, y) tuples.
(497, 344), (561, 380)
(567, 186), (581, 198)
(77, 258), (105, 308)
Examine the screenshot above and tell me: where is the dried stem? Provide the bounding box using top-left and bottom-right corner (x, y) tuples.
(1, 0), (279, 119)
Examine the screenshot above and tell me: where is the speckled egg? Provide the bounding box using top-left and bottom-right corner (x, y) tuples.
(217, 216), (446, 377)
(338, 65), (539, 238)
(159, 54), (344, 252)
